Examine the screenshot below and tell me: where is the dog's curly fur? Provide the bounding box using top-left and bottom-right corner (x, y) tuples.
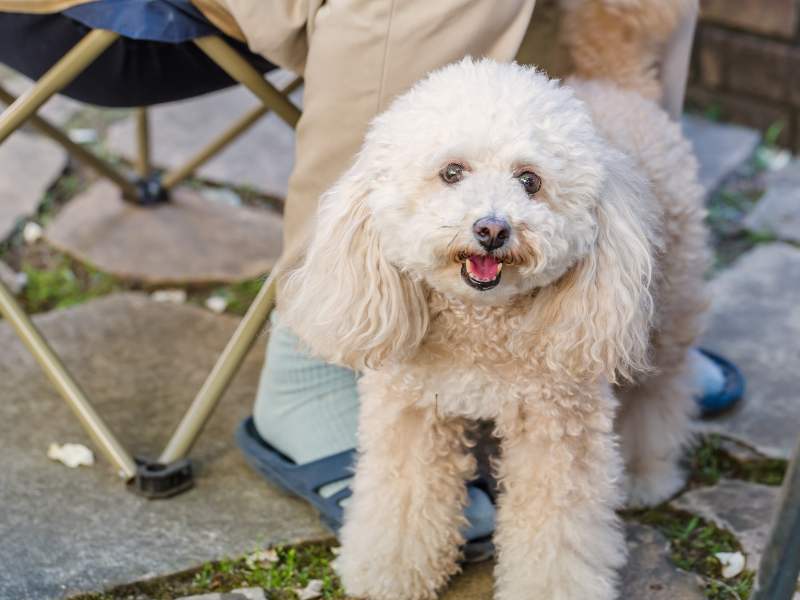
(280, 59), (708, 600)
(561, 0), (699, 101)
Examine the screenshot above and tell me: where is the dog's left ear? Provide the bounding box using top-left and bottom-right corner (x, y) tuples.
(532, 151), (659, 383)
(280, 154), (429, 371)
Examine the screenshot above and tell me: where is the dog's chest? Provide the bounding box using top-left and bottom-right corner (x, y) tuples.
(405, 361), (534, 420)
(398, 298), (549, 420)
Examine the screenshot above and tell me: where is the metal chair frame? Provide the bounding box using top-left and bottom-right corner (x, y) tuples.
(0, 27), (290, 487)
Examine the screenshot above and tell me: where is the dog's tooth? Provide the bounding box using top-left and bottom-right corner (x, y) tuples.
(496, 263), (503, 273)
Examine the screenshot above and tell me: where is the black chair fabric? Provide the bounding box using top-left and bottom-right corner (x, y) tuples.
(0, 10), (276, 108)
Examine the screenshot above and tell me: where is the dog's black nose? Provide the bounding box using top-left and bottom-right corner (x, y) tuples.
(472, 217), (510, 251)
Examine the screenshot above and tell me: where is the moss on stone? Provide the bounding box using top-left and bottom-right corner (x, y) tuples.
(68, 541), (345, 600)
(688, 434), (787, 487)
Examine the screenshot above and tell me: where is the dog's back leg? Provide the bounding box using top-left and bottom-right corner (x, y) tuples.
(616, 348), (697, 507)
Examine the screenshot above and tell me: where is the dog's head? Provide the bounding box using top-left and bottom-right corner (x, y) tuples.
(283, 59), (658, 380)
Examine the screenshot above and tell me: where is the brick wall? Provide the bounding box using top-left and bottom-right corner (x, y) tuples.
(689, 0), (800, 149)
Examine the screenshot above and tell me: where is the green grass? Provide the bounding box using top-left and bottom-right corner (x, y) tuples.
(688, 435), (787, 487)
(762, 121), (786, 149)
(20, 257), (119, 313)
(68, 541), (345, 600)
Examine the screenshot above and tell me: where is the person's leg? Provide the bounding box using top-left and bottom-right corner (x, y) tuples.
(253, 311), (496, 539)
(254, 311), (359, 466)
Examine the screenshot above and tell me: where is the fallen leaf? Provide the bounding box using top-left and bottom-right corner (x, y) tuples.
(47, 443), (94, 468)
(23, 222), (43, 244)
(245, 548), (279, 568)
(205, 295), (228, 314)
(715, 551), (745, 578)
(296, 579), (324, 600)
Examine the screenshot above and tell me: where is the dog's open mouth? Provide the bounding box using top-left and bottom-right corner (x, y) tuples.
(461, 255), (502, 290)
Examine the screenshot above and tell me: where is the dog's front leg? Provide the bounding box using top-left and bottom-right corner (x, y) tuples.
(336, 377), (475, 600)
(493, 387), (626, 600)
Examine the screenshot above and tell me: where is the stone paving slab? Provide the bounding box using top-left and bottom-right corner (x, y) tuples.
(673, 479), (778, 569)
(179, 590), (266, 600)
(744, 160), (800, 242)
(672, 479), (800, 599)
(44, 180), (283, 285)
(0, 130), (66, 241)
(105, 81), (301, 199)
(701, 243), (800, 458)
(619, 524), (704, 600)
(440, 524), (703, 599)
(682, 114), (760, 195)
(0, 294), (327, 600)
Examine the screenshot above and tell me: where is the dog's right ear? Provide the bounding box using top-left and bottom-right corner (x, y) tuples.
(280, 155), (429, 371)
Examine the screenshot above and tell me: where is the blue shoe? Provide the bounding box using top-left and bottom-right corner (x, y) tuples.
(236, 417), (495, 562)
(695, 348), (745, 418)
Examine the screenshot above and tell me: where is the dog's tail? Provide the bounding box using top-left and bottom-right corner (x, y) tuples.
(560, 0), (698, 101)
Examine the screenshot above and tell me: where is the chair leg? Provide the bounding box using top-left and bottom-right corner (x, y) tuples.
(157, 43), (303, 460)
(193, 35), (301, 129)
(160, 76), (302, 191)
(0, 279), (137, 480)
(135, 107), (151, 178)
(158, 272), (278, 463)
(0, 29), (118, 145)
(751, 436), (800, 600)
(0, 85), (140, 199)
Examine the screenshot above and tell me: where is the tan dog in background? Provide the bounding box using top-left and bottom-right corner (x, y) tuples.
(561, 0), (698, 101)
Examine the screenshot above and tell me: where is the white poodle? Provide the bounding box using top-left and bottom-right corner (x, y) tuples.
(280, 58), (708, 600)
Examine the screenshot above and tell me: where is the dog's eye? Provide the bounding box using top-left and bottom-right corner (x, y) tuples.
(517, 171), (542, 195)
(440, 163), (465, 184)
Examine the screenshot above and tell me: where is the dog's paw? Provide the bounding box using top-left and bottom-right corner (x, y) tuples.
(625, 461), (686, 508)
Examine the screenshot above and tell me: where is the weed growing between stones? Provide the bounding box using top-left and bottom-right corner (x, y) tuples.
(625, 506), (754, 599)
(67, 541), (345, 599)
(19, 257), (119, 313)
(688, 435), (787, 487)
(617, 433), (789, 599)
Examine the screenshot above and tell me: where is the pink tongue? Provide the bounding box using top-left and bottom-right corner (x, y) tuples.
(468, 255), (500, 280)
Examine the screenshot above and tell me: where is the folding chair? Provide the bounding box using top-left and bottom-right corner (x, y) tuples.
(0, 0), (294, 497)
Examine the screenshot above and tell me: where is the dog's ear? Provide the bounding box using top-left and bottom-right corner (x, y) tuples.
(531, 151), (659, 383)
(280, 156), (429, 371)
